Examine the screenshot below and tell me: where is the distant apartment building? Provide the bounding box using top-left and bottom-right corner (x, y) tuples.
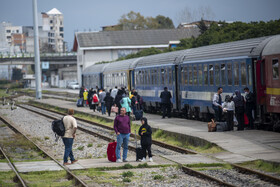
(41, 8), (65, 52)
(11, 33), (26, 52)
(23, 26), (49, 53)
(0, 22), (23, 53)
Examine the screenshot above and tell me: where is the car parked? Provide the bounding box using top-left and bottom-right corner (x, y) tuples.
(67, 82), (79, 89)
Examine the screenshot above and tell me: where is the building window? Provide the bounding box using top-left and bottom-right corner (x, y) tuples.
(50, 27), (53, 30)
(60, 21), (63, 25)
(60, 34), (64, 38)
(59, 27), (63, 32)
(16, 30), (19, 33)
(6, 30), (11, 33)
(50, 20), (53, 24)
(272, 59), (279, 79)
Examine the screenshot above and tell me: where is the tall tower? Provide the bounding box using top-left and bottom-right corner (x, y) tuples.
(42, 8), (64, 52)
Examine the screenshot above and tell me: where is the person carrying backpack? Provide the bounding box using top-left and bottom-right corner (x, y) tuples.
(138, 117), (153, 162)
(92, 90), (99, 112)
(62, 109), (78, 165)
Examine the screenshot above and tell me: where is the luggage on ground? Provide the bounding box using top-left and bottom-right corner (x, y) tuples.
(244, 113), (249, 125)
(76, 98), (83, 107)
(135, 130), (145, 161)
(111, 106), (119, 113)
(107, 141), (117, 162)
(134, 110), (143, 120)
(52, 117), (65, 137)
(207, 119), (216, 132)
(216, 122), (228, 132)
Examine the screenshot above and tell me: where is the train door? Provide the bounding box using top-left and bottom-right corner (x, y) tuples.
(174, 65), (180, 111)
(256, 59), (266, 104)
(129, 70), (135, 90)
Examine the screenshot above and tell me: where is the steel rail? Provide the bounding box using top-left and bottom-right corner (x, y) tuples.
(0, 146), (27, 187)
(0, 115), (90, 187)
(25, 102), (196, 154)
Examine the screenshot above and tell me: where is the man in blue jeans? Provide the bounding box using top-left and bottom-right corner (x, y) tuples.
(62, 109), (78, 165)
(114, 107), (131, 162)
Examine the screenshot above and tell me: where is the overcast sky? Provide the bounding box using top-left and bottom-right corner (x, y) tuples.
(1, 0), (279, 50)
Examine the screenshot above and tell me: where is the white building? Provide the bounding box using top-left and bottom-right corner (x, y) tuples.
(73, 28), (199, 85)
(41, 8), (64, 52)
(0, 22), (22, 53)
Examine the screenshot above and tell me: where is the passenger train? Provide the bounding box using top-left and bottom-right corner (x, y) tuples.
(82, 35), (280, 130)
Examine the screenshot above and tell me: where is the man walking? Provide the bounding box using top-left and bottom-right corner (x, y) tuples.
(212, 87), (223, 122)
(114, 108), (131, 162)
(244, 87), (255, 129)
(160, 87), (172, 118)
(111, 86), (118, 99)
(99, 89), (106, 115)
(62, 109), (78, 165)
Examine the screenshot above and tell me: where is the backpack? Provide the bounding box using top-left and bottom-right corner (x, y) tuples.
(52, 117), (65, 137)
(93, 94), (98, 103)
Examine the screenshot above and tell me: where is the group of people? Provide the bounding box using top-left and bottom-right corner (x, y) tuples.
(79, 86), (143, 117)
(212, 87), (255, 131)
(61, 107), (153, 165)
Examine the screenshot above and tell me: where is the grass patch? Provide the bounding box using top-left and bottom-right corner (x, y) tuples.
(239, 160), (280, 174)
(122, 171), (134, 178)
(87, 143), (93, 147)
(153, 174), (164, 180)
(77, 146), (84, 151)
(0, 171), (17, 186)
(123, 178), (131, 183)
(44, 136), (50, 140)
(185, 163), (232, 171)
(20, 170), (72, 186)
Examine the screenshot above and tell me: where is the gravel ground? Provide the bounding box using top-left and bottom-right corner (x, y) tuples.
(0, 105), (134, 160)
(201, 169), (279, 187)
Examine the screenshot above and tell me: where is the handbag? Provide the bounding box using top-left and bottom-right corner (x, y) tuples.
(111, 106), (119, 113)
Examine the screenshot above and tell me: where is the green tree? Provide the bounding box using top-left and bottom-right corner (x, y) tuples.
(196, 18), (208, 34)
(155, 15), (175, 29)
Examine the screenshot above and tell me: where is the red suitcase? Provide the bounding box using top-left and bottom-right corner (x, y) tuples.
(107, 141), (117, 162)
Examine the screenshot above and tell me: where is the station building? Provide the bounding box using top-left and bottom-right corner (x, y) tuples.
(73, 28), (199, 85)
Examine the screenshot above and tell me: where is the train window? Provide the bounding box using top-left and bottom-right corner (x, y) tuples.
(184, 66), (188, 85)
(193, 65), (197, 85)
(234, 62), (239, 85)
(247, 64), (252, 85)
(189, 65), (193, 85)
(221, 64), (226, 85)
(272, 59), (279, 79)
(215, 64), (220, 86)
(181, 67), (184, 85)
(209, 65), (214, 85)
(198, 64), (203, 85)
(204, 64), (208, 85)
(161, 68), (165, 85)
(148, 70), (151, 85)
(154, 69), (158, 85)
(169, 67), (172, 85)
(241, 62), (247, 85)
(227, 63), (232, 85)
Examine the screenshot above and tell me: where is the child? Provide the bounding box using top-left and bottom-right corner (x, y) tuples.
(222, 95), (235, 131)
(138, 117), (153, 162)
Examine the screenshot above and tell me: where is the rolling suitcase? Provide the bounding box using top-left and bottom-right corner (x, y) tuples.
(76, 98), (83, 107)
(107, 141), (117, 162)
(135, 130), (145, 161)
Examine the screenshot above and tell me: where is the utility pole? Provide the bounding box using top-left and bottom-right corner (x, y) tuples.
(32, 0), (42, 99)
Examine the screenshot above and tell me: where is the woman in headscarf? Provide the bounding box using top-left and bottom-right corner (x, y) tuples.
(104, 92), (114, 117)
(114, 90), (123, 115)
(233, 90), (245, 131)
(120, 92), (132, 116)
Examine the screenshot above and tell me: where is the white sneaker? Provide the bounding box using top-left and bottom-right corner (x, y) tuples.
(116, 159), (123, 163)
(141, 158), (146, 162)
(149, 157), (153, 162)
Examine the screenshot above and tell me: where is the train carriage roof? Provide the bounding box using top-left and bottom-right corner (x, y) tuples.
(103, 58), (142, 73)
(82, 63), (109, 75)
(135, 50), (185, 68)
(262, 35), (280, 56)
(179, 36), (271, 63)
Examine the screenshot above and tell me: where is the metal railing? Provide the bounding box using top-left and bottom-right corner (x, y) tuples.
(0, 52), (77, 58)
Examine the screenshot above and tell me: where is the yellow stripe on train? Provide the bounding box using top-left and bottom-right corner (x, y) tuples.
(266, 87), (280, 95)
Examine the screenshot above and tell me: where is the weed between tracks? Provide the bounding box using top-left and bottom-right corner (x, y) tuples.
(239, 160), (280, 175)
(185, 163), (232, 171)
(0, 171), (17, 186)
(29, 101), (224, 154)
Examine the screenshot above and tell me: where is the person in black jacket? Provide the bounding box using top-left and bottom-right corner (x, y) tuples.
(79, 86), (84, 99)
(88, 88), (93, 109)
(233, 90), (245, 131)
(104, 92), (114, 117)
(138, 117), (153, 162)
(114, 90), (123, 115)
(160, 87), (172, 118)
(244, 87), (255, 129)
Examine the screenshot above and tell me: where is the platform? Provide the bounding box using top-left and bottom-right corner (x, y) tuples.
(29, 97), (280, 163)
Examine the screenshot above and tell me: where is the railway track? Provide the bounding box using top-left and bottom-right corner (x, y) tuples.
(16, 102), (280, 187)
(0, 146), (27, 187)
(0, 114), (90, 187)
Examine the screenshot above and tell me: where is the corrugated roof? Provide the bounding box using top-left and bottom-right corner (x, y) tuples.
(76, 28), (199, 48)
(83, 63), (109, 75)
(262, 35), (280, 56)
(103, 58), (142, 73)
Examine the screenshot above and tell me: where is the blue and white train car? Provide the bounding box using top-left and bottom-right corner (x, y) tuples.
(134, 50), (185, 112)
(102, 58), (142, 91)
(177, 37), (269, 119)
(82, 63), (109, 90)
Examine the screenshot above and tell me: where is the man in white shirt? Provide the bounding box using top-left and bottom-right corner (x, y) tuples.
(62, 109), (78, 165)
(212, 87), (223, 122)
(111, 86), (118, 99)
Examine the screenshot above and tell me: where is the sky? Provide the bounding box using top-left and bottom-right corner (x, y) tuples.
(1, 0), (279, 50)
